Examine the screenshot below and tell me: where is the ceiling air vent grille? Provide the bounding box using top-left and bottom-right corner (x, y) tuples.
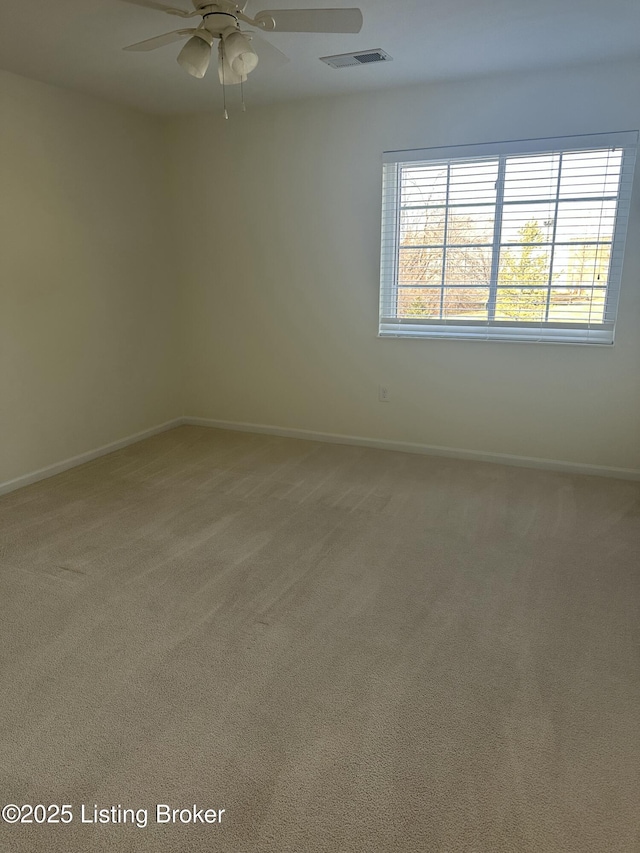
(320, 49), (392, 69)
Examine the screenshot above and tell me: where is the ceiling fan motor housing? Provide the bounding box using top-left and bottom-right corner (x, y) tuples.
(192, 1), (247, 15)
(202, 11), (239, 37)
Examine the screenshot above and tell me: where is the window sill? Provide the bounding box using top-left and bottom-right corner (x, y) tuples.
(378, 321), (614, 345)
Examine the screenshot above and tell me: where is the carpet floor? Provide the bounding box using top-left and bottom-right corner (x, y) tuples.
(0, 425), (639, 852)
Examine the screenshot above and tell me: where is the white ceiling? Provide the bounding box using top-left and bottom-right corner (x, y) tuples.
(1, 0), (639, 115)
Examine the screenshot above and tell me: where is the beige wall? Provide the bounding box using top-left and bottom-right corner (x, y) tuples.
(2, 59), (639, 486)
(0, 70), (181, 485)
(169, 58), (640, 471)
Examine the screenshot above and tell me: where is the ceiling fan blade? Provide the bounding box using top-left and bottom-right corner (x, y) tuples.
(116, 0), (193, 17)
(123, 28), (197, 51)
(254, 8), (363, 33)
(249, 32), (290, 69)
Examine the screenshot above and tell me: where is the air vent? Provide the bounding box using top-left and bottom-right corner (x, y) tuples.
(320, 49), (392, 69)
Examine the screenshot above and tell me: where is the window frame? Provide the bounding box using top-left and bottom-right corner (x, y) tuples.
(379, 131), (638, 345)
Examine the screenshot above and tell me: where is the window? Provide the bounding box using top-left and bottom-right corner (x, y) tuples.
(379, 132), (637, 344)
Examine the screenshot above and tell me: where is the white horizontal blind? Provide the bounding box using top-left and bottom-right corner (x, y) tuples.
(379, 132), (638, 344)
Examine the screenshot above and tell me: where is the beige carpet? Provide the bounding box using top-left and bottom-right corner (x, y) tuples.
(0, 425), (639, 852)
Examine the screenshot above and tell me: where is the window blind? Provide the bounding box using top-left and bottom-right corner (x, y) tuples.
(379, 132), (638, 344)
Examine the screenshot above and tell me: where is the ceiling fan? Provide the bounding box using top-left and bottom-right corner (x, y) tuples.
(119, 1), (363, 89)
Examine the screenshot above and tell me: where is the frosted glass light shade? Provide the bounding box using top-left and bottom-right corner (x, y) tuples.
(177, 34), (212, 79)
(223, 31), (258, 77)
(218, 41), (247, 85)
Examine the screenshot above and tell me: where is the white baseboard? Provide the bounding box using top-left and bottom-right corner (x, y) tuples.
(185, 417), (640, 481)
(0, 418), (186, 497)
(3, 415), (638, 497)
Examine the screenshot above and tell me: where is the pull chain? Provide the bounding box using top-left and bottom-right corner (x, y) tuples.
(221, 44), (229, 120)
(240, 78), (246, 112)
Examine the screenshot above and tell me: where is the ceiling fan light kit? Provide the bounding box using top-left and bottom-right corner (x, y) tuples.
(119, 0), (364, 117)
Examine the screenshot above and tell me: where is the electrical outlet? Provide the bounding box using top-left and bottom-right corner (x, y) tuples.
(379, 385), (390, 402)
